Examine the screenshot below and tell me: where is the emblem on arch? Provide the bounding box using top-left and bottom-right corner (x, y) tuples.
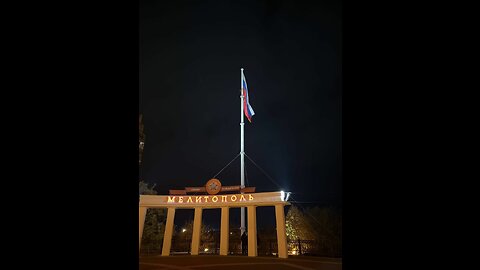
(205, 178), (222, 195)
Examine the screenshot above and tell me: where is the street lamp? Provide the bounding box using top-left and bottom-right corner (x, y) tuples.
(182, 228), (188, 252)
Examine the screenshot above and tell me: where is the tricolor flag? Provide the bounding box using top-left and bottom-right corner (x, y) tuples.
(241, 70), (255, 122)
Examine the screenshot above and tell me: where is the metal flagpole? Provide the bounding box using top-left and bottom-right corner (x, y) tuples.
(240, 68), (246, 237)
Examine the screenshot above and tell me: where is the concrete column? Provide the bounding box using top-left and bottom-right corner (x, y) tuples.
(220, 207), (229, 255)
(161, 207), (176, 256)
(139, 207), (148, 251)
(191, 207), (203, 255)
(275, 204), (288, 258)
(247, 205), (257, 257)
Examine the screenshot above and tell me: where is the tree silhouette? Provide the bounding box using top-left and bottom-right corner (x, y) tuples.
(140, 181), (166, 251)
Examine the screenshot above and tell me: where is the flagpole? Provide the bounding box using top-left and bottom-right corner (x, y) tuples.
(240, 68), (246, 237)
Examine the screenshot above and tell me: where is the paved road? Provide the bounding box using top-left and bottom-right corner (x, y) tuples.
(140, 255), (342, 270)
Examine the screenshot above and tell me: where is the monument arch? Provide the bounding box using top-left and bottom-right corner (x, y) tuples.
(139, 179), (290, 258)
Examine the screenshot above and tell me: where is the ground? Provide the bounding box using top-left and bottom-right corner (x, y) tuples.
(139, 255), (342, 270)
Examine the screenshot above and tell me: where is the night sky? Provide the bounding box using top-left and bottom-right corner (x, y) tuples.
(140, 0), (341, 228)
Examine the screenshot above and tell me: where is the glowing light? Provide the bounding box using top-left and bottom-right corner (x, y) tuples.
(230, 232), (233, 235)
(182, 228), (186, 233)
(285, 192), (291, 201)
(204, 248), (209, 252)
(281, 191), (285, 201)
(292, 250), (297, 255)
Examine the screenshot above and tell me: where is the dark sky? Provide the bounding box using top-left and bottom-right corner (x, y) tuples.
(140, 0), (341, 228)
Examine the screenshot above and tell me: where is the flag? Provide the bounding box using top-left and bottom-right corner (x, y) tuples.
(241, 71), (255, 122)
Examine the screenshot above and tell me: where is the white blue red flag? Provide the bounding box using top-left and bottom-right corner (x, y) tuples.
(241, 71), (255, 123)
